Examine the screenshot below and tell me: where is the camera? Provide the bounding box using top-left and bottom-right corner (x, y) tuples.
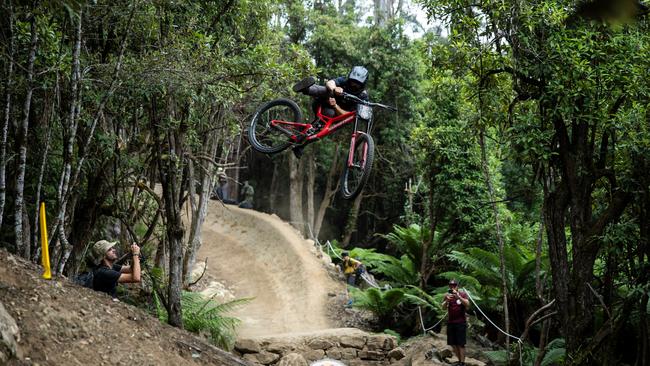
(448, 289), (454, 294)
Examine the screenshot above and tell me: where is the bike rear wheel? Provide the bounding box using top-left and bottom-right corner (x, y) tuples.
(248, 99), (303, 154)
(340, 132), (375, 200)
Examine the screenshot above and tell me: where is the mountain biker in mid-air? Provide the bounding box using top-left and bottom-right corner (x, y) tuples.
(291, 66), (370, 158)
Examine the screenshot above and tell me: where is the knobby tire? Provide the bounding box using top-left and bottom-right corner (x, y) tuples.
(340, 132), (375, 200)
(248, 99), (303, 154)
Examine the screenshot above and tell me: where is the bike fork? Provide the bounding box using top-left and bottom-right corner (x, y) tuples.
(347, 132), (367, 168)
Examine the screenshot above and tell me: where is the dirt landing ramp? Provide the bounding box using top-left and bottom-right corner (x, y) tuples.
(197, 203), (343, 338)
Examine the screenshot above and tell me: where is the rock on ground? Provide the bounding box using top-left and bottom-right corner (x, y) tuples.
(0, 300), (20, 363)
(277, 353), (308, 366)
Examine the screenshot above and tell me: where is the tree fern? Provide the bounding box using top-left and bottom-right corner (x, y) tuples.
(347, 248), (420, 287)
(384, 224), (432, 268)
(383, 224), (453, 288)
(372, 255), (419, 287)
(446, 245), (548, 307)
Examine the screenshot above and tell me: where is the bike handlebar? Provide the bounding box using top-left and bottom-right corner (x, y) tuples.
(340, 92), (398, 112)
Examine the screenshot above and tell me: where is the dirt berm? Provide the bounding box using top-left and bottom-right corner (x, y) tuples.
(195, 202), (343, 338)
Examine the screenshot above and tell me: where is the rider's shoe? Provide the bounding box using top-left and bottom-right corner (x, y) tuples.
(292, 76), (316, 93)
(292, 146), (304, 159)
(294, 133), (307, 145)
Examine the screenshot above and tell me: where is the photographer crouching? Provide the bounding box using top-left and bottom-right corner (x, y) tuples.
(88, 240), (142, 299)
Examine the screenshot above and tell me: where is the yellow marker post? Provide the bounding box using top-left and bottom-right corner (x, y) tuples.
(39, 202), (52, 279)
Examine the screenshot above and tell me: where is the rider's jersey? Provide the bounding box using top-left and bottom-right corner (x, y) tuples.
(333, 76), (369, 112)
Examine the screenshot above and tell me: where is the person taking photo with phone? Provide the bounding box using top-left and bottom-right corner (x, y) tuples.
(441, 279), (470, 366)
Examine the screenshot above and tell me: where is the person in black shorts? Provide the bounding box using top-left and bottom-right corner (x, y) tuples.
(88, 240), (142, 299)
(441, 279), (470, 366)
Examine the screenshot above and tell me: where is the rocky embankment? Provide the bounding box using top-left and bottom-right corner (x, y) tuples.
(234, 328), (405, 365)
(230, 327), (489, 366)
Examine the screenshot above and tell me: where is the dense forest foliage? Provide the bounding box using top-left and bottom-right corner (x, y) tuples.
(1, 0), (648, 365)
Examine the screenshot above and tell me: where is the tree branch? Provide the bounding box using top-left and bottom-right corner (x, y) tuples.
(188, 258), (208, 287)
(508, 93), (538, 126)
(586, 282), (612, 325)
(520, 299), (556, 341)
(209, 0), (236, 34)
(480, 66), (543, 88)
(596, 95), (626, 169)
(587, 190), (632, 245)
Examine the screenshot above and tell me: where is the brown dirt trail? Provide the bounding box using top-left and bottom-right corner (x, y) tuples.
(196, 202), (343, 338)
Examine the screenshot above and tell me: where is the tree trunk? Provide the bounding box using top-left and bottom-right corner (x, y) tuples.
(539, 105), (632, 357)
(14, 15), (38, 258)
(341, 191), (363, 247)
(269, 159), (280, 212)
(533, 319), (552, 366)
(152, 94), (185, 328)
(374, 0), (394, 25)
(638, 293), (649, 366)
(543, 180), (571, 339)
(67, 166), (109, 274)
(32, 91), (55, 261)
(55, 4), (135, 273)
(306, 148), (316, 235)
(163, 187), (184, 328)
(288, 153), (304, 233)
(535, 209), (544, 300)
(51, 10), (83, 268)
(422, 164), (442, 290)
(313, 143), (340, 238)
(635, 169), (649, 366)
(232, 133), (243, 201)
(478, 131), (510, 350)
(155, 238), (168, 272)
(182, 106), (222, 285)
(0, 0), (15, 231)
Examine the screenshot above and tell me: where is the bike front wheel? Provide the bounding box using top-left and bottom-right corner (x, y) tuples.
(340, 132), (375, 200)
(248, 99), (303, 154)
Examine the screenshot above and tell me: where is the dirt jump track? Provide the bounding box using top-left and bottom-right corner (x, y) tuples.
(0, 202), (345, 365)
(196, 202), (344, 338)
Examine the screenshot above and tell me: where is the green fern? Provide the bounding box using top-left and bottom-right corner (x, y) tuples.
(445, 245), (548, 309)
(383, 224), (451, 279)
(349, 287), (406, 328)
(403, 285), (439, 310)
(342, 248), (419, 288)
(372, 254), (419, 287)
(483, 338), (565, 366)
(540, 338), (565, 366)
(154, 291), (251, 350)
(334, 224), (452, 289)
(483, 349), (509, 365)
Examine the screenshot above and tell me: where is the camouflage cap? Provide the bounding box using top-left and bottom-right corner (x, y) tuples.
(90, 240), (118, 266)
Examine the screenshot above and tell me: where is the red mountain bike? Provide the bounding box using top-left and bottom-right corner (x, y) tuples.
(248, 92), (396, 200)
